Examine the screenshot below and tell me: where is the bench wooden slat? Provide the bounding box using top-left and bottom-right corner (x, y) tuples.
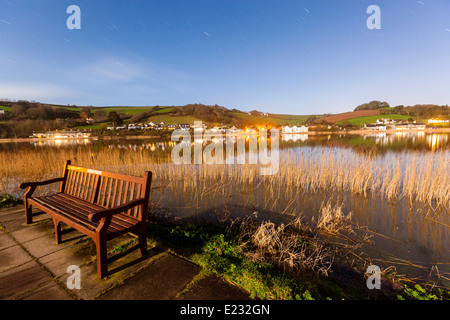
(48, 194), (137, 234)
(21, 160), (152, 278)
(33, 195), (138, 236)
(31, 197), (95, 231)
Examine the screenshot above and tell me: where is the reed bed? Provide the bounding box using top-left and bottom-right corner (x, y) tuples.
(1, 146), (449, 212)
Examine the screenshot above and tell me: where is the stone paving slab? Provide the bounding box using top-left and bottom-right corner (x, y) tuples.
(177, 276), (252, 300)
(0, 260), (57, 300)
(0, 206), (252, 301)
(97, 253), (202, 300)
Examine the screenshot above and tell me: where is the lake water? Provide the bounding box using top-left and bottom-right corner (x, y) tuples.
(1, 131), (449, 287)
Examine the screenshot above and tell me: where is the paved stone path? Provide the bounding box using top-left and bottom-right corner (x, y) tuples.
(0, 206), (250, 300)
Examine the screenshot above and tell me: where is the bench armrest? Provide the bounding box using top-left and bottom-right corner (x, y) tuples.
(89, 198), (146, 223)
(19, 178), (65, 189)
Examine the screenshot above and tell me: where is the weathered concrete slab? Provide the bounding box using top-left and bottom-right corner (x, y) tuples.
(0, 206), (252, 301)
(177, 276), (252, 300)
(59, 249), (165, 300)
(0, 244), (33, 273)
(0, 231), (17, 251)
(0, 206), (25, 222)
(97, 253), (202, 300)
(0, 208), (49, 233)
(20, 279), (73, 300)
(0, 260), (52, 300)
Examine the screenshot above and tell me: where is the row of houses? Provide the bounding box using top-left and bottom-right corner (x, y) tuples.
(107, 122), (244, 134)
(363, 119), (427, 131)
(107, 122), (191, 131)
(31, 130), (92, 139)
(281, 125), (309, 133)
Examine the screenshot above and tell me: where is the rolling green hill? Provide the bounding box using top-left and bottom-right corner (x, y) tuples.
(339, 114), (422, 126)
(94, 105), (315, 127)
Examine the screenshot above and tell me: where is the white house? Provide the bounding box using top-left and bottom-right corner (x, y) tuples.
(192, 123), (207, 133)
(375, 118), (396, 125)
(363, 123), (387, 131)
(394, 123), (426, 131)
(281, 125), (308, 133)
(428, 119), (449, 124)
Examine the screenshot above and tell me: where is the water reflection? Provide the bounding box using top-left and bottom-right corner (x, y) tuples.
(1, 132), (449, 286)
(30, 138), (92, 147)
(281, 134), (308, 142)
(0, 132), (443, 152)
(361, 132), (449, 150)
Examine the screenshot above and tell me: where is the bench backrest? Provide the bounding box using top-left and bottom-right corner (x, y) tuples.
(60, 160), (152, 219)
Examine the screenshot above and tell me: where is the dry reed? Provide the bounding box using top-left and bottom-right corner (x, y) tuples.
(1, 146), (449, 211)
(235, 213), (333, 276)
(315, 200), (353, 234)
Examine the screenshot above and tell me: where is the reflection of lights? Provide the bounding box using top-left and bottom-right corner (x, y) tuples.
(212, 137), (223, 144)
(430, 134), (439, 150)
(281, 134), (308, 142)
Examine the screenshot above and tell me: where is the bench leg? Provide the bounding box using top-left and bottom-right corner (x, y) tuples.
(138, 224), (147, 256)
(95, 236), (108, 279)
(23, 186), (36, 225)
(54, 219), (62, 244)
(24, 201), (33, 225)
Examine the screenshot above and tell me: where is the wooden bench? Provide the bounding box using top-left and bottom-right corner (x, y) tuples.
(19, 160), (152, 279)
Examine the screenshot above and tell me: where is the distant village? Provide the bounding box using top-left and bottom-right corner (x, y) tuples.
(30, 118), (449, 140)
(362, 118), (449, 131)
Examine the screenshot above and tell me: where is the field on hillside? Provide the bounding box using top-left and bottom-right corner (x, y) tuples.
(99, 106), (176, 116)
(231, 112), (312, 126)
(342, 114), (420, 126)
(95, 107), (314, 126)
(319, 110), (380, 123)
(145, 114), (199, 125)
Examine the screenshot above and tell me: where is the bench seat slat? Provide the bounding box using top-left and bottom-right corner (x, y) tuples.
(21, 160), (152, 279)
(31, 196), (95, 230)
(31, 194), (139, 238)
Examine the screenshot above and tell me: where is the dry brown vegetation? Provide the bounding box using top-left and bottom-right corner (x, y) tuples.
(1, 146), (449, 211)
(235, 213), (333, 277)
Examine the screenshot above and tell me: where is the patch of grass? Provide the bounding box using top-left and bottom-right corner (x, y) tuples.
(145, 114), (200, 124)
(397, 284), (450, 300)
(339, 114), (420, 126)
(147, 222), (223, 250)
(110, 238), (137, 254)
(231, 112), (312, 126)
(147, 220), (361, 300)
(0, 194), (23, 208)
(192, 233), (316, 300)
(100, 107), (153, 116)
(73, 124), (103, 130)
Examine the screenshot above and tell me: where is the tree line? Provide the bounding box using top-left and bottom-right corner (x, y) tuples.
(354, 100), (449, 118)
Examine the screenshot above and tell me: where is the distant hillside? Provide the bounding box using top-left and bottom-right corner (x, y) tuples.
(107, 104), (315, 127)
(2, 98), (446, 138)
(319, 110), (381, 123)
(354, 101), (390, 111)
